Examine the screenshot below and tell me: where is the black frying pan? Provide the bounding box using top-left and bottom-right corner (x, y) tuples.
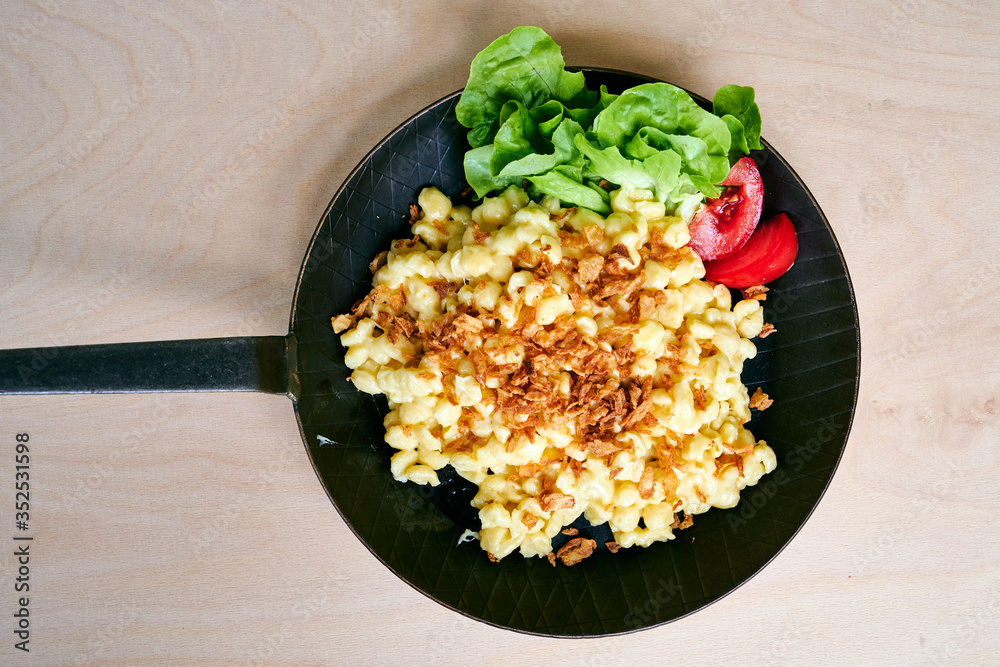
(0, 69), (860, 636)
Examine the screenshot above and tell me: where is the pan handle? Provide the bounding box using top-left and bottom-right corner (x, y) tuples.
(0, 335), (297, 397)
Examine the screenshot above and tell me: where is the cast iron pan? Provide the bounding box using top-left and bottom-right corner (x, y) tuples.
(0, 69), (860, 636)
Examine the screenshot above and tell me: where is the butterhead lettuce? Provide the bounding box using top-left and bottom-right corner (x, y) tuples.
(457, 27), (763, 219)
(456, 26), (597, 149)
(712, 84), (763, 157)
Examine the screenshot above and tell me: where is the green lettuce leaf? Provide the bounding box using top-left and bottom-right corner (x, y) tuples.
(668, 175), (708, 221)
(456, 27), (765, 218)
(489, 101), (545, 176)
(464, 145), (522, 198)
(590, 83), (731, 200)
(720, 114), (750, 156)
(592, 83), (731, 157)
(532, 100), (567, 137)
(528, 167), (610, 213)
(574, 133), (681, 204)
(498, 117), (585, 178)
(456, 26), (597, 148)
(624, 127), (728, 197)
(713, 84), (762, 152)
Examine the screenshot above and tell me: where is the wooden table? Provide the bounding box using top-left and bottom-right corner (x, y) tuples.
(1, 2), (997, 664)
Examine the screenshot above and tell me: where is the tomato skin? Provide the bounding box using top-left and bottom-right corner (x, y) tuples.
(703, 213), (798, 289)
(687, 157), (764, 261)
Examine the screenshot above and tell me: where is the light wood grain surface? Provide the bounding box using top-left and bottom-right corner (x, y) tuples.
(1, 1), (998, 664)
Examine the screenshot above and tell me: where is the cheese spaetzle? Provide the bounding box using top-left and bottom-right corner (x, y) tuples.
(335, 184), (776, 562)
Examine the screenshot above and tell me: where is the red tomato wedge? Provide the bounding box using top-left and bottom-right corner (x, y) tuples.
(687, 157), (764, 261)
(703, 213), (798, 289)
